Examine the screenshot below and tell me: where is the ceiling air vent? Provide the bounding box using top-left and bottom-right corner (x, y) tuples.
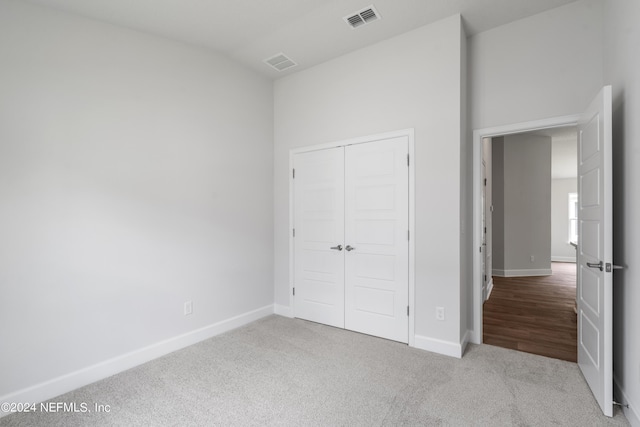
(264, 53), (297, 72)
(344, 5), (381, 29)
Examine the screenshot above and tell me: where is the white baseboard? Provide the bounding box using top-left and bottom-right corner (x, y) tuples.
(413, 334), (465, 358)
(614, 375), (640, 426)
(551, 256), (576, 263)
(468, 329), (481, 345)
(460, 330), (470, 357)
(485, 279), (494, 301)
(493, 268), (552, 277)
(274, 304), (293, 318)
(0, 305), (274, 417)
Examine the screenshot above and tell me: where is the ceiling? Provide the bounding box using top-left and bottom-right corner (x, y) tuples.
(25, 0), (578, 78)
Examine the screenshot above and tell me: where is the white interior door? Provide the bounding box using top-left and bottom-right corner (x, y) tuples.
(344, 137), (409, 343)
(293, 148), (345, 328)
(577, 85), (613, 417)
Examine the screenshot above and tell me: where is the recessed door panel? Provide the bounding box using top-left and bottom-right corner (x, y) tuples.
(303, 219), (338, 243)
(354, 286), (395, 317)
(580, 116), (600, 163)
(303, 189), (336, 214)
(354, 253), (397, 282)
(355, 185), (396, 211)
(354, 149), (396, 177)
(354, 220), (396, 246)
(580, 312), (600, 368)
(580, 169), (600, 208)
(580, 220), (600, 260)
(580, 265), (600, 316)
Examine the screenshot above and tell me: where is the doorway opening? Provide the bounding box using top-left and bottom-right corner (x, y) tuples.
(471, 115), (581, 350)
(480, 126), (579, 362)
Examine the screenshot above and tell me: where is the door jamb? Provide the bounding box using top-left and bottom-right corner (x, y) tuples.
(470, 115), (580, 344)
(288, 128), (416, 346)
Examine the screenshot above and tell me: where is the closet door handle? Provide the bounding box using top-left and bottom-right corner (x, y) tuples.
(330, 245), (343, 251)
(345, 245), (355, 252)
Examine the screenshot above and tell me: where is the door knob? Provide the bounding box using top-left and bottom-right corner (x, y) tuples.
(345, 245), (355, 251)
(330, 245), (343, 251)
(586, 261), (603, 271)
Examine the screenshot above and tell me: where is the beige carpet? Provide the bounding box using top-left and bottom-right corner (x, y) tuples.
(0, 315), (629, 426)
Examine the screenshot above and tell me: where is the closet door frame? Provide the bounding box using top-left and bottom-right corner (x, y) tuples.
(288, 128), (415, 347)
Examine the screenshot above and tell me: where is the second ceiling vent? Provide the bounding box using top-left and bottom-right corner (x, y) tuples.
(344, 5), (381, 29)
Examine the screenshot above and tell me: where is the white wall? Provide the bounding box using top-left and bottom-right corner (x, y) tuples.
(469, 0), (603, 130)
(0, 0), (273, 399)
(604, 0), (640, 424)
(274, 16), (465, 350)
(551, 178), (577, 262)
(467, 0), (604, 332)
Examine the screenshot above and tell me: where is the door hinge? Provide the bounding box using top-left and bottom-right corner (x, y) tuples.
(292, 168), (295, 179)
(484, 178), (487, 186)
(293, 287), (295, 296)
(407, 153), (410, 167)
(484, 274), (487, 282)
(484, 227), (487, 234)
(407, 230), (410, 241)
(293, 228), (296, 238)
(407, 305), (409, 316)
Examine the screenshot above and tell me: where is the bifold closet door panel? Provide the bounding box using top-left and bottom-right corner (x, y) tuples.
(293, 147), (345, 328)
(344, 137), (409, 343)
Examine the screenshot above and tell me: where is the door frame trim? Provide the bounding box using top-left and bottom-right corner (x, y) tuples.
(470, 115), (580, 344)
(288, 128), (416, 346)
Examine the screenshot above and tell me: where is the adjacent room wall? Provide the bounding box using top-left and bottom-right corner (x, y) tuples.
(492, 134), (552, 276)
(503, 134), (552, 274)
(604, 0), (640, 424)
(0, 0), (273, 400)
(551, 178), (577, 262)
(274, 15), (465, 352)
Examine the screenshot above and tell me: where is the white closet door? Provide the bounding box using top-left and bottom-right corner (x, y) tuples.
(344, 137), (409, 343)
(293, 148), (345, 328)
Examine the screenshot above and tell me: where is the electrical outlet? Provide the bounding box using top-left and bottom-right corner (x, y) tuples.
(184, 301), (193, 316)
(530, 255), (535, 263)
(436, 307), (445, 321)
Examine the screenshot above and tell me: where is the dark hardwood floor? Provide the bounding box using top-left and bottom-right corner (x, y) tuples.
(483, 262), (577, 362)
